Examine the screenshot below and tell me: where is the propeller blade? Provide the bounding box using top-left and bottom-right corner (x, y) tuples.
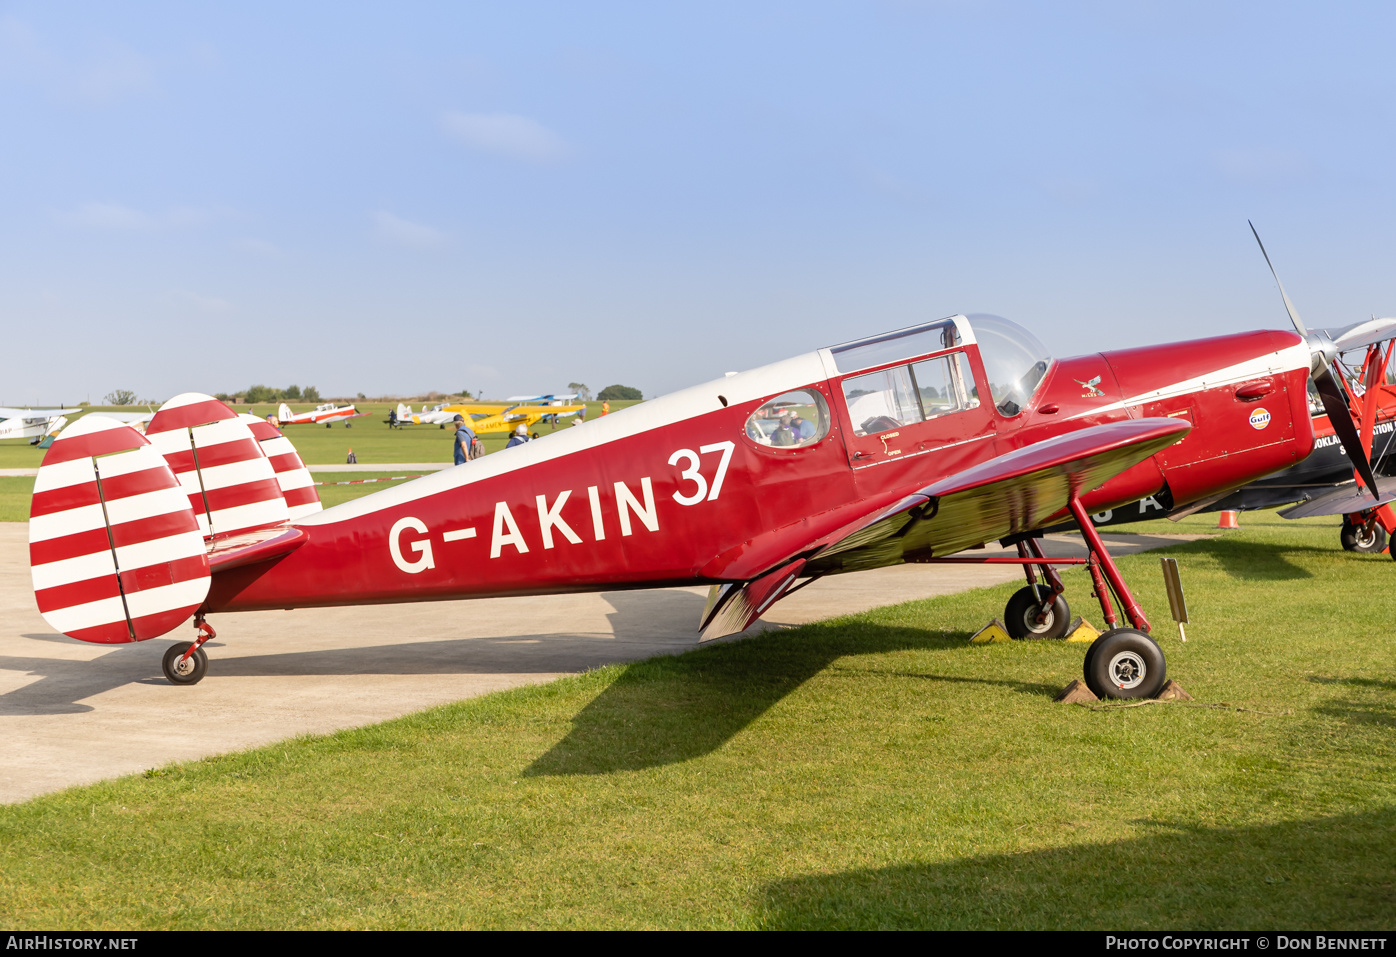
(1313, 364), (1380, 497)
(1248, 220), (1309, 340)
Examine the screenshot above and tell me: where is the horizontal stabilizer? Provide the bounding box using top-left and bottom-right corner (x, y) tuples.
(1277, 476), (1396, 519)
(207, 525), (307, 572)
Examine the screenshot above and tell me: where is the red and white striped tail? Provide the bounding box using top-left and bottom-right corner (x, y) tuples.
(29, 415), (210, 644)
(239, 413), (323, 521)
(145, 393), (290, 539)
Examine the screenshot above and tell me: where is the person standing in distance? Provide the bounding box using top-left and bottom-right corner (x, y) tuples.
(505, 424), (529, 449)
(452, 414), (476, 466)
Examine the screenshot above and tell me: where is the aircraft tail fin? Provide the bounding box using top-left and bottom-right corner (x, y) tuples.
(29, 394), (317, 644)
(29, 415), (211, 644)
(278, 402), (293, 422)
(396, 402), (411, 419)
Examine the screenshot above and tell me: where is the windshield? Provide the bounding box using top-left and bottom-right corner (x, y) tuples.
(967, 314), (1051, 416)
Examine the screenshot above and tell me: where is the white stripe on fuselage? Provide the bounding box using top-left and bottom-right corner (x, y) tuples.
(1066, 341), (1311, 420)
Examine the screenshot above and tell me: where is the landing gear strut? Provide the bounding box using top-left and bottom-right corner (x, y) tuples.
(1003, 538), (1071, 640)
(162, 616), (215, 685)
(1068, 497), (1168, 700)
(1340, 515), (1388, 553)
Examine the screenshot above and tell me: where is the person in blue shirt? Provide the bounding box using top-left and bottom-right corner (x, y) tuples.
(452, 414), (476, 465)
(505, 424), (529, 449)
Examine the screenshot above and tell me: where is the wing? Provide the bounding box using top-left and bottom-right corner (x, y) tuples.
(808, 418), (1189, 574)
(1277, 476), (1396, 519)
(698, 418), (1189, 639)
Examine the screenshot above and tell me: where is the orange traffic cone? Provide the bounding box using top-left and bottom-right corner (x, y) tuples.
(1217, 509), (1240, 530)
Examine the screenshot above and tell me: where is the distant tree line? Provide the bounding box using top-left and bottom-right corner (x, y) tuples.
(597, 384), (642, 401)
(214, 384), (321, 404)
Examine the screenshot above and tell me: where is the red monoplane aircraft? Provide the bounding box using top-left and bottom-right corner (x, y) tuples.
(28, 305), (1372, 699)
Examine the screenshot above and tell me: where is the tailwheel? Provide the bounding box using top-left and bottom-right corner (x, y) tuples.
(1004, 584), (1070, 640)
(1083, 628), (1167, 700)
(1340, 519), (1387, 553)
(162, 643), (208, 685)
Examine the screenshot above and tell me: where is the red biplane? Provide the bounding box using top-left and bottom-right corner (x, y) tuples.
(27, 294), (1376, 700)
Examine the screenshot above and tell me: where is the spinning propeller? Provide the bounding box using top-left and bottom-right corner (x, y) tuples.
(1248, 221), (1384, 498)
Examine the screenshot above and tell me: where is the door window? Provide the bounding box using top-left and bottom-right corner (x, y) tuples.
(843, 366), (922, 436)
(842, 352), (979, 437)
(911, 353), (980, 417)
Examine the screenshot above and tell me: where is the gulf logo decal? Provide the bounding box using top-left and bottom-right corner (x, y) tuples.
(1249, 407), (1271, 430)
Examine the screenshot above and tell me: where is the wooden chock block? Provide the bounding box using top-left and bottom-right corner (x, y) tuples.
(1155, 679), (1193, 701)
(1054, 679), (1099, 703)
(969, 618), (1013, 643)
(1064, 617), (1101, 644)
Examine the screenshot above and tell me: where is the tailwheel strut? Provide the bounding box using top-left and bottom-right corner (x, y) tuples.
(162, 616), (215, 686)
(1068, 497), (1167, 700)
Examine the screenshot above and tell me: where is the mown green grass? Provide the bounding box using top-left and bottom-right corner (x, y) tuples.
(0, 400), (642, 468)
(0, 514), (1392, 928)
(312, 471), (428, 509)
(0, 476), (33, 522)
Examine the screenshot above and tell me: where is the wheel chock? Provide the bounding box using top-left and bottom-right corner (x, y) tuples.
(968, 618), (1013, 643)
(1155, 679), (1192, 701)
(1053, 677), (1193, 704)
(1053, 679), (1098, 703)
(1063, 617), (1101, 644)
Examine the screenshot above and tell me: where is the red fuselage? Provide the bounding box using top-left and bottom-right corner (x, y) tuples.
(207, 324), (1314, 613)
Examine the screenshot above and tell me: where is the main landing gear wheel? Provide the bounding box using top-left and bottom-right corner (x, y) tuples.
(1083, 628), (1166, 700)
(162, 643), (208, 685)
(1004, 585), (1070, 640)
(1340, 520), (1387, 554)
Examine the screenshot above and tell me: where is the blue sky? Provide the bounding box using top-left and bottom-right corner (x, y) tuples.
(3, 1), (1395, 404)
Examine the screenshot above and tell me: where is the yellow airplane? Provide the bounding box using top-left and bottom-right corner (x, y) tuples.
(442, 394), (587, 434)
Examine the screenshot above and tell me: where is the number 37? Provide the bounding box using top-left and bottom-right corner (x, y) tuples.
(668, 441), (735, 506)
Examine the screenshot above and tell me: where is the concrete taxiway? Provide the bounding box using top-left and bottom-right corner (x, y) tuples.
(0, 522), (1202, 803)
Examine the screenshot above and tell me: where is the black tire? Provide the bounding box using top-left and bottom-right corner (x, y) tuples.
(1340, 520), (1387, 553)
(162, 643), (208, 685)
(1004, 585), (1070, 640)
(1083, 628), (1166, 700)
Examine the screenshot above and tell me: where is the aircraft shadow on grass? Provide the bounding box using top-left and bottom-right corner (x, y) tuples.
(1189, 537), (1324, 582)
(0, 590), (710, 715)
(519, 620), (1046, 778)
(754, 807), (1396, 929)
(1303, 676), (1396, 731)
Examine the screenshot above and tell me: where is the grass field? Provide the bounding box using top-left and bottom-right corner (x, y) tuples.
(0, 512), (1392, 928)
(0, 400), (643, 469)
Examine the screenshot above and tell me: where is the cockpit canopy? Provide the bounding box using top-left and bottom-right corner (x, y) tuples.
(965, 314), (1052, 416)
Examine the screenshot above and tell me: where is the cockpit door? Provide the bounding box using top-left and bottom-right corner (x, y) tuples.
(835, 349), (996, 469)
